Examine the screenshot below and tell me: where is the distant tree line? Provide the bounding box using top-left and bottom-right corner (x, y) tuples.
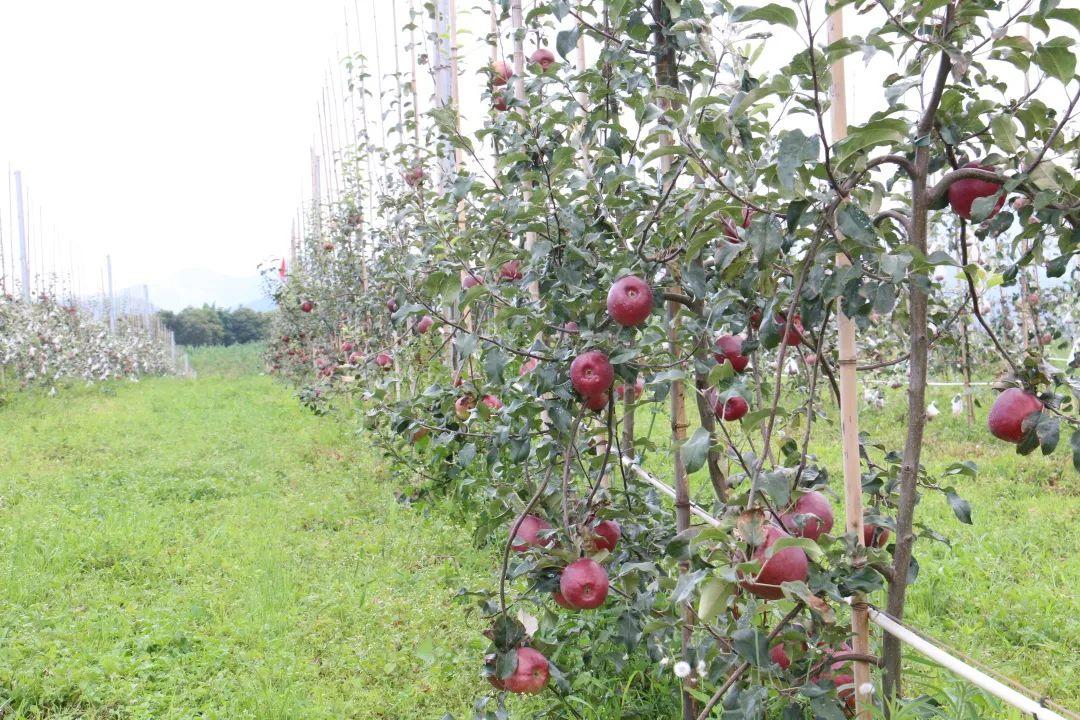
(159, 306), (273, 347)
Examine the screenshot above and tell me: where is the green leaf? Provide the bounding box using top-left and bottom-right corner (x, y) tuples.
(671, 569), (709, 605)
(1070, 428), (1080, 472)
(833, 119), (910, 168)
(681, 427), (712, 475)
(1034, 37), (1077, 82)
(776, 130), (820, 192)
(1037, 414), (1060, 455)
(732, 627), (770, 666)
(555, 26), (580, 60)
(990, 115), (1020, 153)
(731, 3), (798, 29)
(836, 204), (877, 245)
(944, 488), (973, 525)
(697, 579), (730, 624)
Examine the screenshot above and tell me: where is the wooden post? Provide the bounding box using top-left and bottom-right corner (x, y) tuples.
(14, 170), (29, 301)
(828, 8), (872, 719)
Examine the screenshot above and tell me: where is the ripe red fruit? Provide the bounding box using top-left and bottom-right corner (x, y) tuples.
(410, 427), (429, 443)
(864, 523), (890, 548)
(386, 298), (398, 312)
(462, 273), (483, 289)
(1027, 293), (1039, 305)
(375, 353), (393, 370)
(584, 392), (609, 412)
(714, 334), (750, 372)
(531, 48), (556, 70)
(606, 275), (654, 327)
(615, 376), (645, 401)
(491, 60), (513, 86)
(713, 394), (749, 422)
(559, 558), (609, 610)
(499, 260), (523, 282)
(322, 241), (335, 251)
(749, 308), (762, 330)
(416, 315), (434, 334)
(562, 321), (579, 334)
(404, 165), (424, 187)
(570, 351), (614, 398)
(348, 351), (362, 365)
(588, 520), (621, 552)
(740, 525), (809, 600)
(770, 644), (791, 669)
(780, 315), (804, 346)
(782, 491), (834, 541)
(553, 589), (578, 609)
(805, 353), (818, 366)
(814, 645), (856, 709)
(492, 92), (509, 111)
(1040, 332), (1052, 346)
(519, 357), (539, 376)
(342, 341), (354, 353)
(947, 162), (1005, 220)
(454, 395), (476, 419)
(987, 387), (1043, 443)
(503, 647), (549, 694)
(510, 514), (552, 552)
(481, 394), (503, 410)
(300, 300), (314, 313)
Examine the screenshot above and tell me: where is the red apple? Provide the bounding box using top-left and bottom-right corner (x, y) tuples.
(553, 589), (578, 609)
(562, 321), (579, 334)
(1040, 332), (1052, 346)
(714, 334), (750, 372)
(615, 376), (645, 401)
(987, 387), (1043, 443)
(740, 525), (809, 600)
(559, 558), (609, 610)
(780, 314), (804, 346)
(416, 315), (434, 334)
(375, 353), (393, 370)
(491, 60), (513, 86)
(462, 273), (483, 289)
(499, 260), (523, 282)
(342, 341), (354, 353)
(588, 519), (621, 552)
(606, 275), (654, 327)
(782, 491), (834, 541)
(570, 350), (614, 398)
(1027, 293), (1039, 305)
(481, 394), (503, 410)
(713, 393), (749, 422)
(519, 357), (539, 376)
(805, 353), (818, 366)
(348, 351), (362, 365)
(749, 308), (763, 330)
(531, 48), (556, 70)
(454, 395), (475, 419)
(386, 298), (398, 312)
(300, 300), (314, 313)
(323, 241), (335, 251)
(584, 392), (609, 412)
(492, 92), (509, 111)
(947, 162), (1005, 220)
(770, 644), (791, 669)
(864, 523), (890, 548)
(510, 514), (552, 552)
(503, 647), (549, 694)
(404, 165), (424, 187)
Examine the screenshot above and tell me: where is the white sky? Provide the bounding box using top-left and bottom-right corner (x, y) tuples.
(0, 1), (1069, 307)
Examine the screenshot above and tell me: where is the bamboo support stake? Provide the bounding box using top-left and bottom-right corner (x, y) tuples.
(827, 7), (872, 719)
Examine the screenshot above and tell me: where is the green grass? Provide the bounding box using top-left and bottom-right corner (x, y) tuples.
(0, 353), (1076, 718)
(0, 367), (493, 719)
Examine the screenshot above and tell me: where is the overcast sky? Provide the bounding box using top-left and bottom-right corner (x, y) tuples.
(0, 1), (1064, 308)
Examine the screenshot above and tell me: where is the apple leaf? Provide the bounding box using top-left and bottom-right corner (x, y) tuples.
(836, 204), (877, 245)
(731, 4), (798, 30)
(944, 487), (973, 525)
(680, 427), (712, 474)
(556, 27), (580, 60)
(1036, 413), (1060, 455)
(776, 129), (819, 192)
(671, 569), (709, 606)
(616, 610), (643, 651)
(1033, 37), (1077, 83)
(732, 627), (771, 666)
(697, 578), (731, 624)
(1070, 428), (1080, 472)
(496, 648), (518, 679)
(491, 615), (526, 652)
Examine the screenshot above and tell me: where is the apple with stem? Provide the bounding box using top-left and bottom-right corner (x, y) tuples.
(570, 350), (614, 398)
(503, 647), (549, 694)
(712, 392), (749, 422)
(714, 334), (750, 372)
(587, 519), (621, 552)
(740, 525), (809, 600)
(559, 558), (609, 610)
(606, 275), (654, 327)
(510, 514), (552, 551)
(987, 387), (1043, 443)
(947, 162), (1005, 220)
(782, 491), (834, 541)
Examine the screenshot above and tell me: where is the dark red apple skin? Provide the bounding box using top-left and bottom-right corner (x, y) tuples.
(570, 351), (614, 398)
(782, 491), (834, 541)
(491, 60), (513, 86)
(492, 92), (509, 111)
(375, 353), (393, 370)
(714, 334), (750, 372)
(504, 647), (549, 694)
(454, 395), (475, 419)
(348, 351), (362, 365)
(416, 315), (434, 334)
(462, 273), (483, 289)
(606, 275), (654, 327)
(404, 166), (424, 187)
(559, 558), (609, 609)
(519, 357), (539, 376)
(341, 341), (354, 353)
(770, 644), (791, 669)
(713, 394), (749, 422)
(588, 520), (621, 552)
(584, 392), (609, 412)
(481, 394), (503, 410)
(499, 260), (523, 282)
(510, 514), (552, 552)
(864, 523), (890, 548)
(300, 300), (314, 313)
(948, 162), (1005, 220)
(386, 298), (398, 312)
(987, 387), (1043, 443)
(740, 525), (809, 600)
(553, 589), (578, 609)
(531, 48), (555, 69)
(780, 315), (804, 346)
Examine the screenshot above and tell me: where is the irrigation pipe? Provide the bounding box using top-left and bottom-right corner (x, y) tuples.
(619, 456), (1078, 720)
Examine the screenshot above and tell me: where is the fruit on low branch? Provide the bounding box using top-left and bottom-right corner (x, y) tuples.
(322, 241), (334, 251)
(531, 48), (555, 70)
(375, 353), (393, 370)
(491, 60), (513, 86)
(519, 357), (539, 376)
(805, 353), (818, 366)
(615, 376), (645, 401)
(462, 273), (483, 289)
(570, 350), (614, 399)
(553, 589), (577, 609)
(770, 644), (792, 669)
(301, 300), (314, 313)
(714, 334), (750, 372)
(491, 91), (509, 111)
(780, 314), (804, 346)
(1040, 332), (1052, 346)
(864, 523), (890, 548)
(987, 387), (1043, 443)
(712, 393), (749, 422)
(454, 395), (475, 419)
(416, 315), (434, 334)
(386, 298), (398, 312)
(348, 351), (362, 365)
(587, 519), (621, 552)
(510, 514), (552, 552)
(782, 491), (834, 541)
(503, 647), (550, 694)
(559, 557), (609, 609)
(947, 162), (1005, 220)
(740, 525), (809, 600)
(404, 165), (424, 187)
(1027, 293), (1039, 305)
(584, 392), (609, 412)
(606, 275), (653, 327)
(499, 260), (523, 282)
(561, 321), (579, 334)
(481, 394), (503, 410)
(341, 341), (354, 353)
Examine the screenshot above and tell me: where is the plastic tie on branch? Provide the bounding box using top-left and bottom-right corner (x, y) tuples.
(619, 455), (1078, 720)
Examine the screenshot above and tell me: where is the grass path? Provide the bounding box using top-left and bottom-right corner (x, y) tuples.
(0, 361), (490, 719)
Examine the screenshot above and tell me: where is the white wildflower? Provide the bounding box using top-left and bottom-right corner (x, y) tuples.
(696, 660), (707, 675)
(659, 656), (670, 667)
(673, 661), (692, 679)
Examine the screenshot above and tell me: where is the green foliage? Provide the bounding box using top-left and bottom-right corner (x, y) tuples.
(161, 305), (272, 347)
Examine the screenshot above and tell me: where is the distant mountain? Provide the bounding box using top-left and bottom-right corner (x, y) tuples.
(146, 268), (273, 312)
